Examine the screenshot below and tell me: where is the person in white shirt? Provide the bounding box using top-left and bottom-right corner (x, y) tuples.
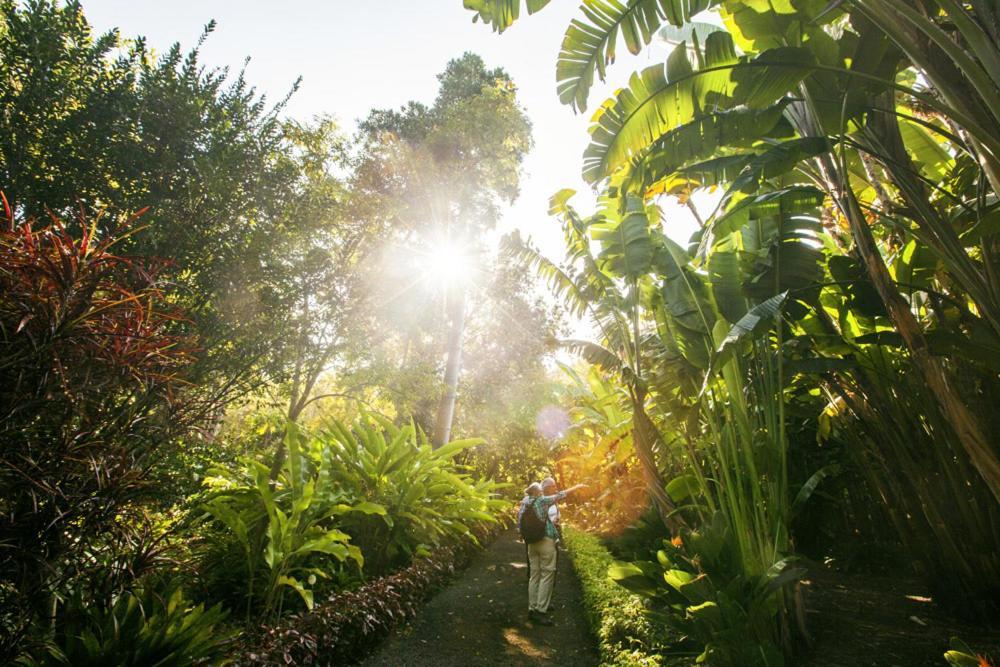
(518, 477), (585, 625)
(541, 477), (562, 544)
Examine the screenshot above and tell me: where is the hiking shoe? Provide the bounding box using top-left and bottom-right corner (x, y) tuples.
(530, 610), (554, 626)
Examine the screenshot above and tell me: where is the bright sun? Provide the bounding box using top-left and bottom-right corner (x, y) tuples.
(421, 239), (474, 287)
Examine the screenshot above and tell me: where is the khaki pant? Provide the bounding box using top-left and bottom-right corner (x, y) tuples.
(527, 537), (557, 613)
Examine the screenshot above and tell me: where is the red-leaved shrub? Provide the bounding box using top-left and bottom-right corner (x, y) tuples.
(0, 195), (195, 656)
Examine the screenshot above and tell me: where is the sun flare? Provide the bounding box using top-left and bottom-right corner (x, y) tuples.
(420, 239), (474, 287)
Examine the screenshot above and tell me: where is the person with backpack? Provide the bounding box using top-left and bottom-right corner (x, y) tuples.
(540, 477), (563, 545)
(517, 480), (586, 625)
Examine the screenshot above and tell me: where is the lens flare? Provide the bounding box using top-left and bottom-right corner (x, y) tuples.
(535, 405), (570, 441)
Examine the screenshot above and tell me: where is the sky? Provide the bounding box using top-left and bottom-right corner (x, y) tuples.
(80, 0), (705, 264)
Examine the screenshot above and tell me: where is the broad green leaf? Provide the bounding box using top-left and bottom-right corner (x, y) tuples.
(593, 195), (654, 278)
(463, 0), (551, 32)
(584, 40), (814, 184)
(556, 1), (722, 112)
(710, 187), (825, 240)
(277, 575), (314, 610)
(434, 437), (486, 460)
(708, 249), (746, 324)
(608, 560), (662, 596)
(622, 99), (795, 196)
(666, 474), (702, 502)
(707, 291), (788, 382)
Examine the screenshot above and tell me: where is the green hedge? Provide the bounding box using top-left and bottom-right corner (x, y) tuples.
(563, 526), (678, 667)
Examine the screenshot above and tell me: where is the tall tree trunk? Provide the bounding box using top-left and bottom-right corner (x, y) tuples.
(433, 284), (467, 447)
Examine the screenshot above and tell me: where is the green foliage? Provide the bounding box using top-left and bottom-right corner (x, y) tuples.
(199, 423), (363, 620)
(197, 415), (504, 621)
(944, 637), (995, 666)
(20, 585), (230, 667)
(0, 0), (318, 398)
(463, 0), (551, 33)
(563, 526), (673, 667)
(557, 0), (707, 113)
(0, 202), (197, 657)
(477, 0), (1000, 644)
(314, 414), (506, 574)
(610, 513), (804, 666)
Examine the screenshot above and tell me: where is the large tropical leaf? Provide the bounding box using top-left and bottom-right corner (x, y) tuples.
(725, 136), (833, 193)
(708, 186), (825, 241)
(501, 231), (596, 320)
(463, 0), (551, 32)
(707, 249), (745, 324)
(619, 98), (796, 195)
(583, 35), (815, 184)
(652, 233), (716, 369)
(592, 194), (655, 278)
(710, 290), (788, 374)
(583, 32), (734, 184)
(634, 127), (830, 197)
(557, 0), (722, 112)
(562, 338), (636, 385)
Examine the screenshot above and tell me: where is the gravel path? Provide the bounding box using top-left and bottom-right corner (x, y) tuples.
(362, 528), (600, 666)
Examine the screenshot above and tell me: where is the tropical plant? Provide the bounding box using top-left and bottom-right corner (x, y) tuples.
(314, 414), (506, 574)
(0, 199), (196, 658)
(197, 414), (504, 621)
(19, 585), (231, 667)
(611, 512), (805, 666)
(462, 0), (551, 33)
(198, 423), (363, 621)
(469, 0), (1000, 622)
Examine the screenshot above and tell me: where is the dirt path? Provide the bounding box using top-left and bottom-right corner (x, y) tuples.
(802, 569), (1000, 666)
(362, 529), (600, 666)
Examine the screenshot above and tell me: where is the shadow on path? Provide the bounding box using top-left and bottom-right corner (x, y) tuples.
(362, 529), (600, 666)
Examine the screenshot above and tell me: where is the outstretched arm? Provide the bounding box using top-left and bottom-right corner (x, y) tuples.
(540, 483), (587, 504)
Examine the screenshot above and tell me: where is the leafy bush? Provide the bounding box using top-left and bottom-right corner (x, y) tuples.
(238, 523), (506, 666)
(563, 526), (673, 667)
(195, 415), (505, 622)
(196, 423), (365, 621)
(19, 585), (230, 666)
(0, 201), (195, 657)
(313, 414), (506, 574)
(610, 513), (805, 667)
